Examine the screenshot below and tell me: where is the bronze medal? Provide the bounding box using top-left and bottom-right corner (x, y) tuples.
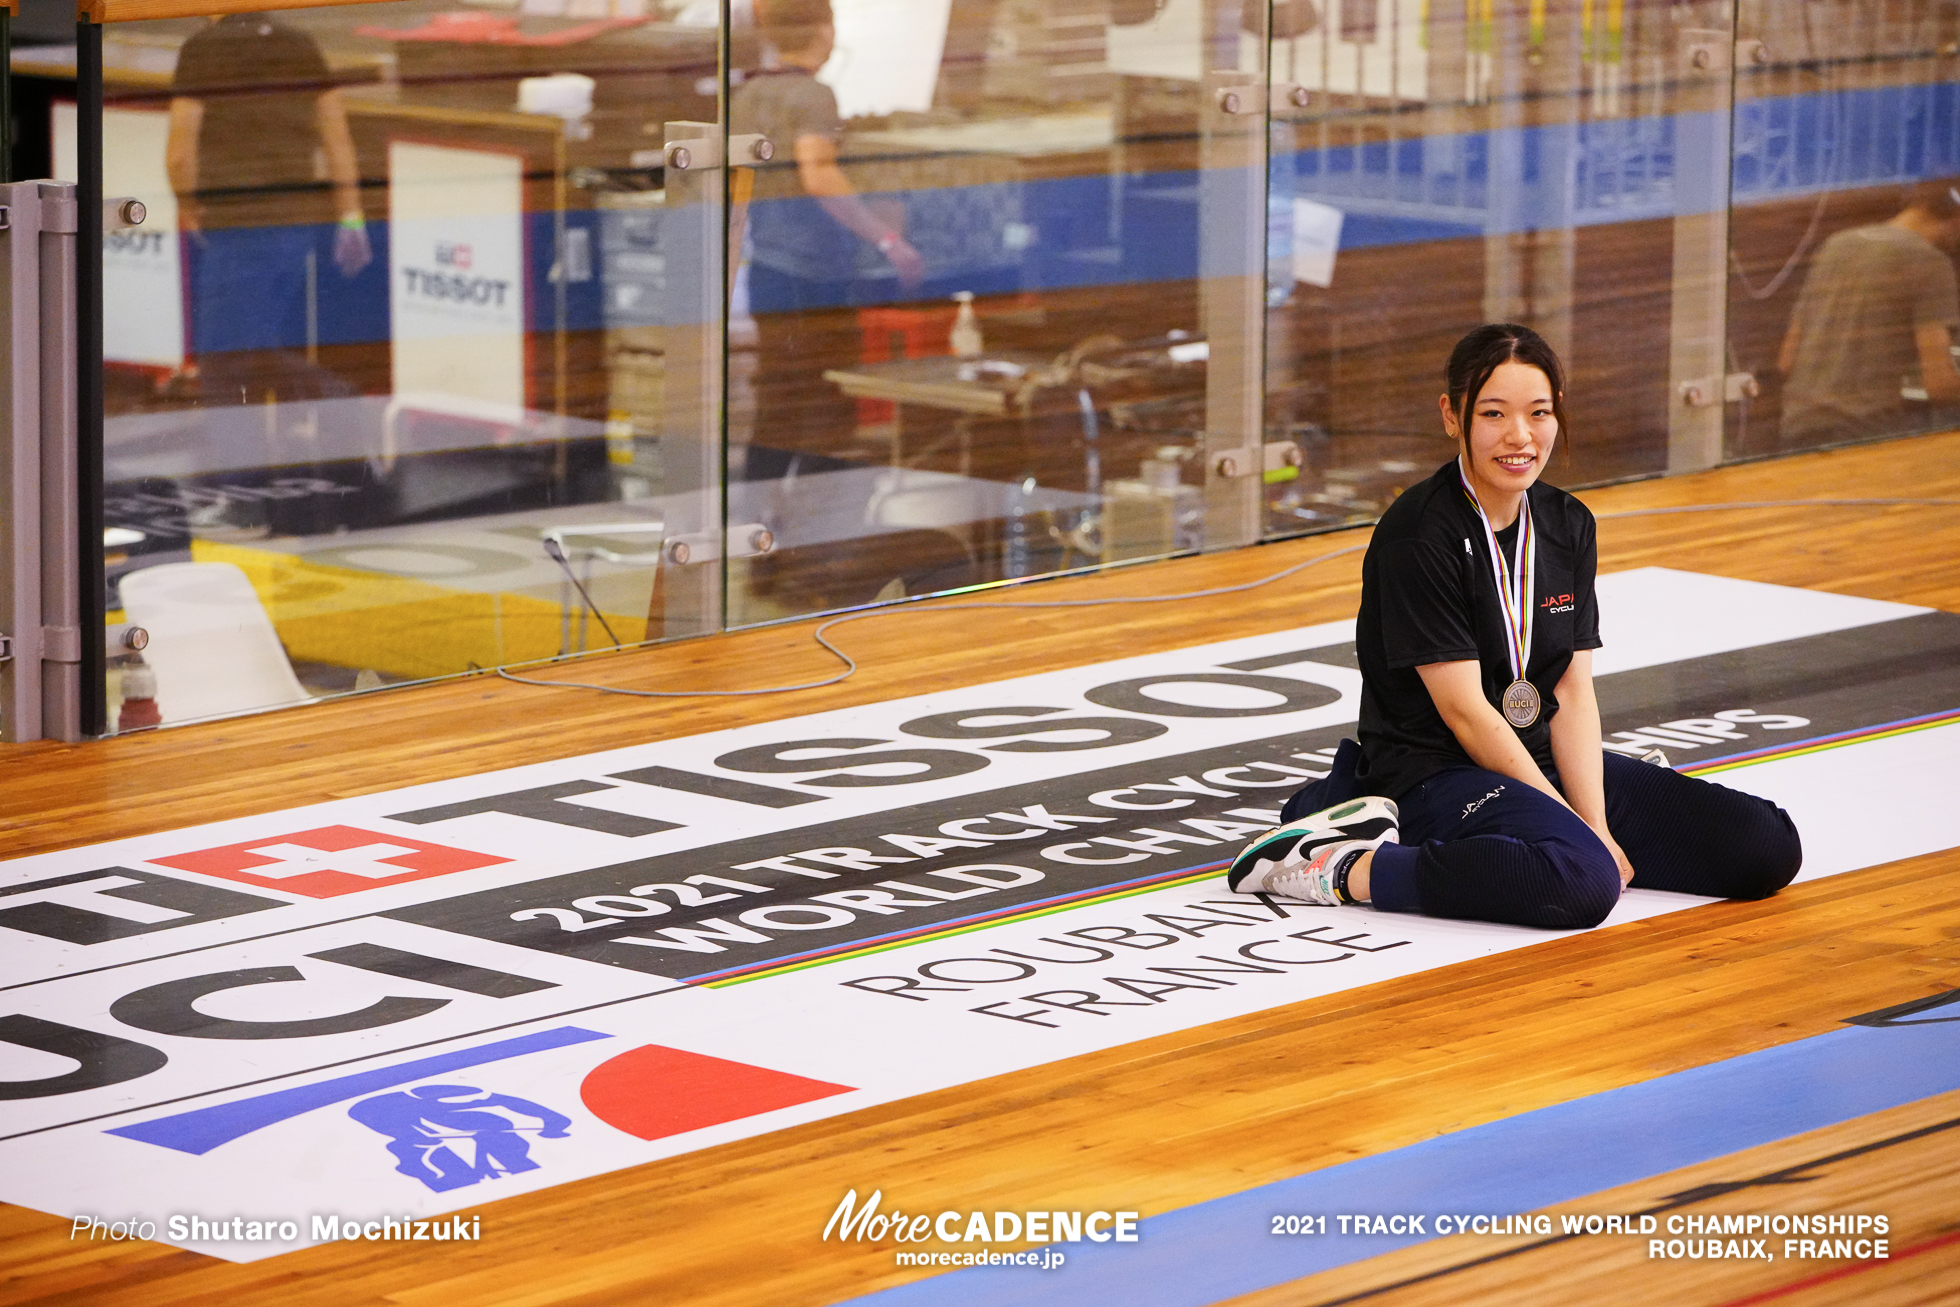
(1502, 678), (1541, 728)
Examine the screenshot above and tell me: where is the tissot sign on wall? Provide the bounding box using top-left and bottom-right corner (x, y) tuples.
(0, 571), (1955, 1261)
(388, 141), (527, 415)
(55, 103), (187, 369)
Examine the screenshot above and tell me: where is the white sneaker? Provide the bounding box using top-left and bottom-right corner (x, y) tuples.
(1264, 840), (1378, 905)
(1227, 796), (1400, 899)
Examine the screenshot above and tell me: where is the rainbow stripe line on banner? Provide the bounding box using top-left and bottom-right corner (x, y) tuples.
(1681, 706), (1960, 777)
(702, 863), (1230, 988)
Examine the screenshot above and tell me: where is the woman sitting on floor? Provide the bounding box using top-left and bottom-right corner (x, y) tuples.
(1229, 323), (1802, 927)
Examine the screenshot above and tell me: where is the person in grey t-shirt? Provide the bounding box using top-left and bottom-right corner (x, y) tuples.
(1779, 180), (1960, 445)
(732, 0), (924, 464)
(733, 0), (922, 289)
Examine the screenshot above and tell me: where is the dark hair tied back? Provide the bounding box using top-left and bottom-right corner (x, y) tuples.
(1444, 323), (1569, 450)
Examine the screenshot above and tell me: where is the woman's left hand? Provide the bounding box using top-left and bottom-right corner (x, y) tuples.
(1594, 826), (1635, 888)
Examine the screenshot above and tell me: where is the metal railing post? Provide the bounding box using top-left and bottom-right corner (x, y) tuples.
(1667, 28), (1736, 473)
(649, 120), (726, 642)
(39, 181), (81, 740)
(0, 179), (138, 743)
(1198, 67), (1269, 552)
(0, 181), (47, 742)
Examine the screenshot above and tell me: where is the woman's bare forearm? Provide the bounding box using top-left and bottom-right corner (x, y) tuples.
(1417, 660), (1567, 806)
(1548, 654), (1607, 830)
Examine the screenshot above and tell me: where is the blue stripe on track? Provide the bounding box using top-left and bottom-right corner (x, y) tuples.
(838, 1016), (1960, 1306)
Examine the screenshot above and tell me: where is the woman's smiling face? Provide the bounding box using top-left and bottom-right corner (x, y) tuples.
(1441, 359), (1559, 511)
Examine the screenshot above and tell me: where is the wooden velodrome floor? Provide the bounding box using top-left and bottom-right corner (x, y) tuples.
(4, 429), (1959, 1307)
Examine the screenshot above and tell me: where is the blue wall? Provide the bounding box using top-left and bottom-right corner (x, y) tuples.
(164, 81), (1960, 348)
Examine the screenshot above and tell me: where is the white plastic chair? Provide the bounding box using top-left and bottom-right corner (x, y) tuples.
(117, 561), (311, 724)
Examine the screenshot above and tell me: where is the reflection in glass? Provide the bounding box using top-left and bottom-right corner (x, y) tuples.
(61, 0), (1960, 732)
(1777, 183), (1960, 446)
(1726, 3), (1960, 458)
(94, 1), (726, 727)
(1261, 0), (1749, 528)
(731, 0), (1266, 623)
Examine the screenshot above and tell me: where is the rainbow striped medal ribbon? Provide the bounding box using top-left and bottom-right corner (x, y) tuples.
(1458, 457), (1541, 728)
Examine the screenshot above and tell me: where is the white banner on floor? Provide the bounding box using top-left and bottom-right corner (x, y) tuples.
(0, 569), (1953, 1260)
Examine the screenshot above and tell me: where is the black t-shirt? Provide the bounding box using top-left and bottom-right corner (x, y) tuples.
(1355, 458), (1602, 799)
(174, 14), (335, 228)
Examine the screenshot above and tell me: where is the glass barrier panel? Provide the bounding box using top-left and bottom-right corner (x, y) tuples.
(728, 0), (1269, 625)
(69, 0), (1952, 731)
(1725, 0), (1960, 458)
(89, 1), (726, 730)
(1262, 0), (1738, 535)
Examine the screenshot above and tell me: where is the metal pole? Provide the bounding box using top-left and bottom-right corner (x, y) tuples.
(38, 180), (80, 740)
(1198, 0), (1269, 553)
(653, 120), (725, 641)
(0, 180), (46, 743)
(0, 30), (133, 742)
(1666, 27), (1735, 472)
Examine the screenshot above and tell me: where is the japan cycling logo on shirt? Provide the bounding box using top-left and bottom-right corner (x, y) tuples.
(150, 825), (509, 898)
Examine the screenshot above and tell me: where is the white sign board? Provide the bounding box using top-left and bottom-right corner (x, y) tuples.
(55, 102), (185, 369)
(1292, 197), (1344, 288)
(1104, 0), (1204, 80)
(820, 0), (952, 119)
(388, 141), (527, 416)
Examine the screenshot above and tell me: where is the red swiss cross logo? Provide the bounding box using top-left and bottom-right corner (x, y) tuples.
(150, 825), (510, 899)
